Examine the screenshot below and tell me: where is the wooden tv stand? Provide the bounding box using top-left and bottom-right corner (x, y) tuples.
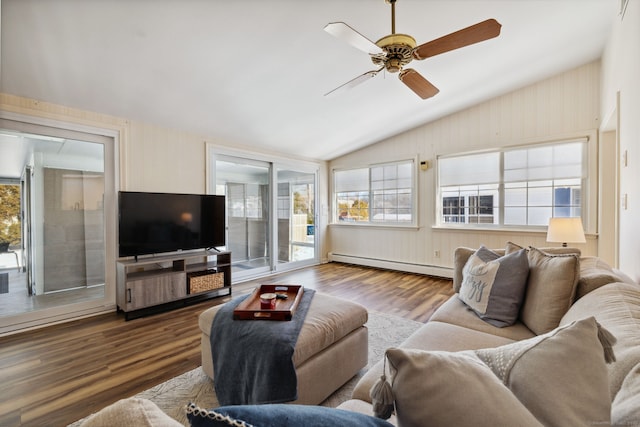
(116, 250), (231, 320)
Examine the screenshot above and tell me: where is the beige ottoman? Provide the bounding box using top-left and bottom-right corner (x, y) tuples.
(199, 292), (368, 405)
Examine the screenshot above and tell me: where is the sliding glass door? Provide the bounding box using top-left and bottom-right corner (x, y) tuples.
(277, 168), (316, 266)
(0, 117), (116, 335)
(212, 153), (318, 280)
(215, 156), (272, 280)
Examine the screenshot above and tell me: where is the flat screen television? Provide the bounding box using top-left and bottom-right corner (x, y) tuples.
(118, 191), (226, 258)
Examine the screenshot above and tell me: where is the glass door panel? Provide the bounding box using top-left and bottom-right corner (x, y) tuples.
(42, 167), (105, 293)
(0, 126), (110, 322)
(277, 169), (316, 267)
(215, 156), (271, 280)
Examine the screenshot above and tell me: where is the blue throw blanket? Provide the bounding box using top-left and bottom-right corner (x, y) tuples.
(211, 288), (315, 406)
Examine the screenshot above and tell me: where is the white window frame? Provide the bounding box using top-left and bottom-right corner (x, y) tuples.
(332, 158), (417, 226)
(436, 137), (595, 231)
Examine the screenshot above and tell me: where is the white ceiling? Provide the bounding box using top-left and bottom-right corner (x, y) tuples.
(1, 0), (617, 161)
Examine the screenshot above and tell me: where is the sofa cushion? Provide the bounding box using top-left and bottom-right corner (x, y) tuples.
(504, 241), (582, 257)
(520, 247), (580, 334)
(431, 295), (536, 341)
(385, 348), (543, 427)
(80, 398), (182, 427)
(505, 241), (525, 254)
(611, 362), (640, 427)
(383, 317), (611, 427)
(453, 244), (580, 293)
(473, 316), (612, 427)
(185, 403), (395, 427)
(351, 320), (517, 403)
(561, 282), (640, 400)
(577, 256), (626, 299)
(458, 246), (529, 327)
(454, 247), (504, 293)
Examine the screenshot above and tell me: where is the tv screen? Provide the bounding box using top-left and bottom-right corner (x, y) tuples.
(118, 191), (225, 258)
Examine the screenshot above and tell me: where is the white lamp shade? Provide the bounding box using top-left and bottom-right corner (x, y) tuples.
(546, 217), (586, 244)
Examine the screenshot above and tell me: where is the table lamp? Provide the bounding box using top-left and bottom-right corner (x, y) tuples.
(546, 217), (586, 247)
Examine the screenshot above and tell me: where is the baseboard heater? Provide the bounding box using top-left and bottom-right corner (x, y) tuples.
(327, 253), (453, 279)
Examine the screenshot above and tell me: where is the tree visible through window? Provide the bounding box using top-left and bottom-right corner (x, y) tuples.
(0, 184), (21, 248)
(334, 160), (414, 224)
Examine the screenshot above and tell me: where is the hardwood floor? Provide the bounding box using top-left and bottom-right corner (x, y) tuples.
(0, 262), (453, 427)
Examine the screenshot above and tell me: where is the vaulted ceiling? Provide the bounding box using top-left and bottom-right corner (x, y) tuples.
(1, 0), (617, 161)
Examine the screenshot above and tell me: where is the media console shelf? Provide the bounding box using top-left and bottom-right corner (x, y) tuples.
(116, 250), (231, 320)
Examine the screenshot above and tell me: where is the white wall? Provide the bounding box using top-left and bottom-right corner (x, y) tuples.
(600, 1), (640, 281)
(0, 94), (331, 266)
(123, 122), (331, 265)
(3, 25), (631, 281)
(328, 61), (603, 276)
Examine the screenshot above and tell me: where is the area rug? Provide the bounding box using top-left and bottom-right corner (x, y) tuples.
(71, 310), (421, 426)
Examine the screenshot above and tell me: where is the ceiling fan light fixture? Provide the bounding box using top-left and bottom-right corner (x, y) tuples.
(372, 34), (416, 72)
(375, 33), (416, 50)
(324, 0), (500, 98)
(384, 58), (403, 73)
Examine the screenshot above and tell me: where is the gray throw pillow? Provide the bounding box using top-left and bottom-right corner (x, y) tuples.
(520, 247), (580, 335)
(458, 246), (529, 327)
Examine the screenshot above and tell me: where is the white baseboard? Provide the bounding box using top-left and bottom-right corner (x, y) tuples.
(328, 253), (453, 279)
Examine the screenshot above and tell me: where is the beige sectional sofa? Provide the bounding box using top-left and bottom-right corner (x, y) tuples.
(337, 245), (640, 426)
(81, 245), (640, 426)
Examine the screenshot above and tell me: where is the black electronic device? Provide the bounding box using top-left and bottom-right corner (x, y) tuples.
(118, 191), (225, 258)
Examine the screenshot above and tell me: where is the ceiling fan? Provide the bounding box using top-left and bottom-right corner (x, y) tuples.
(324, 0), (501, 99)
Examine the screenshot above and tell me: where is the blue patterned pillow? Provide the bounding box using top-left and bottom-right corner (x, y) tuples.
(186, 403), (394, 427)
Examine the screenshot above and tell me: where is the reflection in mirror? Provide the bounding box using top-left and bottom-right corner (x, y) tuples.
(0, 129), (105, 317)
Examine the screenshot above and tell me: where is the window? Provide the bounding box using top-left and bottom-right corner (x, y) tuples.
(443, 193), (496, 224)
(442, 188), (498, 224)
(438, 139), (587, 227)
(334, 160), (414, 224)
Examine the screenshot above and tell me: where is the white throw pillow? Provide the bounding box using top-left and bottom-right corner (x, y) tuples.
(80, 398), (182, 427)
(380, 317), (613, 427)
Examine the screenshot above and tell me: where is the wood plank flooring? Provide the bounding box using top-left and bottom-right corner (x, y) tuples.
(0, 262), (453, 427)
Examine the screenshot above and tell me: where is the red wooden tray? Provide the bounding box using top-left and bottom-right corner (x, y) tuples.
(233, 284), (304, 321)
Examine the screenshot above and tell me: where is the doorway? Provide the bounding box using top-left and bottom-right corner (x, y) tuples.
(0, 118), (117, 334)
(277, 168), (316, 265)
(212, 154), (318, 281)
(215, 156), (272, 280)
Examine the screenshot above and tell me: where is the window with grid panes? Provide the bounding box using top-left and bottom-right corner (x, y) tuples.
(438, 140), (586, 227)
(334, 160), (414, 224)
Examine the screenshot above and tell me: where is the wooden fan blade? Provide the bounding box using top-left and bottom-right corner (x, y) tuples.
(398, 69), (439, 99)
(324, 22), (384, 55)
(413, 18), (501, 60)
(324, 68), (383, 97)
